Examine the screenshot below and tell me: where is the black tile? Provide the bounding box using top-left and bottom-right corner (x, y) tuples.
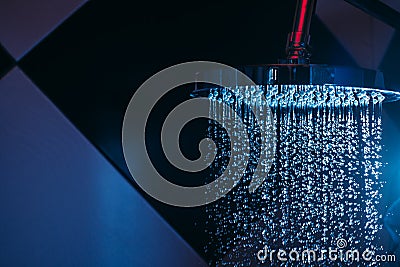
(381, 31), (400, 91)
(0, 43), (16, 79)
(380, 31), (400, 130)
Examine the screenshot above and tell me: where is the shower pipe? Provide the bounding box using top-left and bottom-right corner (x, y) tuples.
(191, 0), (400, 93)
(286, 0), (316, 64)
(286, 0), (400, 64)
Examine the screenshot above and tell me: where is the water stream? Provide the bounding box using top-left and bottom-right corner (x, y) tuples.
(205, 85), (386, 266)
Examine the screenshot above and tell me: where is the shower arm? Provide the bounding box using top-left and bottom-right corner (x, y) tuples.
(285, 0), (400, 64)
(286, 0), (317, 64)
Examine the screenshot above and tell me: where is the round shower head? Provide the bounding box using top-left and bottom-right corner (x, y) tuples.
(247, 64), (400, 105)
(190, 64), (400, 107)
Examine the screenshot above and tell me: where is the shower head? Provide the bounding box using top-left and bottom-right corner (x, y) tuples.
(249, 64), (400, 105)
(190, 64), (400, 106)
(191, 0), (400, 105)
(268, 0), (400, 106)
(277, 0), (400, 105)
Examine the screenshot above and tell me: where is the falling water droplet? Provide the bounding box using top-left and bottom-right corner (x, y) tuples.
(204, 85), (385, 266)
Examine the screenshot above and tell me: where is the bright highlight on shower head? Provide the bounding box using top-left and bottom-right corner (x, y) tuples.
(240, 64), (400, 106)
(191, 64), (400, 106)
(205, 84), (389, 109)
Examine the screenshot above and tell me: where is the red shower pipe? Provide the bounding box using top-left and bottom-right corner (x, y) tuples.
(286, 0), (316, 63)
